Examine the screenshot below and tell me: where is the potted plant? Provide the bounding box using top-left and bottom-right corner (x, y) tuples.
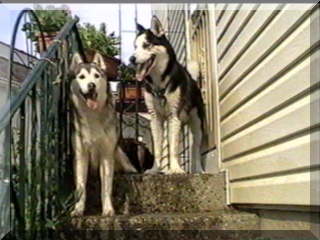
(118, 64), (144, 100)
(78, 23), (120, 57)
(22, 5), (72, 52)
(78, 23), (121, 80)
(78, 22), (143, 101)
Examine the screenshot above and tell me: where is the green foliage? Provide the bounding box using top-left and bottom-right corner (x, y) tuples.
(78, 22), (120, 57)
(45, 192), (80, 230)
(22, 5), (72, 41)
(119, 63), (136, 82)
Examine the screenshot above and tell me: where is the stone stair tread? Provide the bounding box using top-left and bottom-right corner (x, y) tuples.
(69, 209), (259, 230)
(87, 173), (227, 215)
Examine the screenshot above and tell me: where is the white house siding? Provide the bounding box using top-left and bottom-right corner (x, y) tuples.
(153, 4), (187, 62)
(216, 4), (320, 208)
(0, 42), (35, 236)
(0, 42), (33, 181)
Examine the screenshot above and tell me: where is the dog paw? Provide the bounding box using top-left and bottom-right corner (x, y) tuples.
(129, 167), (138, 173)
(167, 168), (185, 174)
(194, 167), (205, 174)
(70, 209), (84, 217)
(144, 167), (162, 174)
(102, 208), (115, 217)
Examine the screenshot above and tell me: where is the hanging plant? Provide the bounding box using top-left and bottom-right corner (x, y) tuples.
(22, 5), (72, 52)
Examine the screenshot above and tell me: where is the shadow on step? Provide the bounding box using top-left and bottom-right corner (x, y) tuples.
(41, 230), (318, 240)
(4, 230), (317, 240)
(49, 230), (263, 240)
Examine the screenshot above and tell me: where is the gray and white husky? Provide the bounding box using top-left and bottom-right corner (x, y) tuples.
(69, 52), (136, 216)
(130, 16), (208, 174)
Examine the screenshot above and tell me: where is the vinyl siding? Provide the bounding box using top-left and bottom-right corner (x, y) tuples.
(0, 42), (32, 179)
(217, 3), (320, 207)
(166, 4), (187, 64)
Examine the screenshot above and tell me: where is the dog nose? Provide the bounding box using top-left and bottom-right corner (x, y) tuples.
(129, 56), (136, 65)
(88, 83), (96, 91)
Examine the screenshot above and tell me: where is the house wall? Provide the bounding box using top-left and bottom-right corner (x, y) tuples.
(0, 42), (34, 237)
(216, 2), (319, 206)
(153, 3), (320, 231)
(215, 3), (320, 230)
(0, 42), (34, 179)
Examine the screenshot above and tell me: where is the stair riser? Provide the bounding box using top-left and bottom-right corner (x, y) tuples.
(70, 215), (260, 230)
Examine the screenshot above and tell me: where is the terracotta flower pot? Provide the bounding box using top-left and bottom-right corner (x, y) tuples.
(124, 85), (143, 100)
(36, 32), (58, 53)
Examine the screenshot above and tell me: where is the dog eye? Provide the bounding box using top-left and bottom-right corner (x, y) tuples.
(143, 43), (151, 48)
(78, 74), (85, 79)
(94, 73), (100, 78)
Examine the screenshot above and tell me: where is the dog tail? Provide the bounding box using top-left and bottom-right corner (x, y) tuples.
(116, 147), (137, 173)
(187, 60), (200, 81)
(201, 117), (210, 155)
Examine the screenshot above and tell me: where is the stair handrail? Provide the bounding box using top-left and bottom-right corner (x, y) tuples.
(7, 8), (47, 103)
(0, 9), (85, 238)
(0, 16), (83, 132)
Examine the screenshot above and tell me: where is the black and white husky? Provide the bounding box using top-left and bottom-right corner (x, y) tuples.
(69, 52), (136, 216)
(130, 16), (208, 174)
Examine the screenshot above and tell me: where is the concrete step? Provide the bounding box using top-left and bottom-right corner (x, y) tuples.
(68, 209), (260, 231)
(86, 173), (227, 215)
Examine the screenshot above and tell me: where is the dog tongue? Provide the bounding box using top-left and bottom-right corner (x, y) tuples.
(136, 73), (145, 81)
(136, 64), (147, 81)
(86, 99), (99, 110)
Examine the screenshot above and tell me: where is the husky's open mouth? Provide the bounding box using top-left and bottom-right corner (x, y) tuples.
(80, 90), (99, 110)
(135, 54), (156, 81)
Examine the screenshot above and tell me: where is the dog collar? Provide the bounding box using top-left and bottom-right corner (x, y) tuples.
(143, 78), (170, 106)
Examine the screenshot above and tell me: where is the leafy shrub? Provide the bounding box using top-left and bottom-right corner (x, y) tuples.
(78, 22), (120, 57)
(22, 5), (72, 41)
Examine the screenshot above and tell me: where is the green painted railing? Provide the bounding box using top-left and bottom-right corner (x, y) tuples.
(0, 16), (85, 239)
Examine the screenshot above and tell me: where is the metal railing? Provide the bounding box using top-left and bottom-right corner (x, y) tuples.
(0, 9), (84, 239)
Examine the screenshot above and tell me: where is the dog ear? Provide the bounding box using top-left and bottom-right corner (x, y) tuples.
(70, 52), (83, 74)
(150, 15), (164, 37)
(93, 52), (107, 72)
(136, 23), (145, 34)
